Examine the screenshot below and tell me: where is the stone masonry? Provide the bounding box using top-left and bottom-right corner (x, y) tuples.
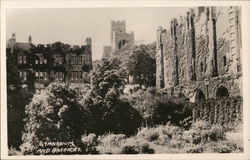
(156, 6), (242, 101)
(103, 20), (134, 58)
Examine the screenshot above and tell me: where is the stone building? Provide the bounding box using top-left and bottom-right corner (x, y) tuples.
(156, 6), (242, 101)
(103, 20), (134, 58)
(6, 33), (93, 93)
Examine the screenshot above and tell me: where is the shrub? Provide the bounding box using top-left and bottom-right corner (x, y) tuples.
(184, 121), (225, 145)
(137, 128), (159, 142)
(186, 145), (204, 153)
(121, 145), (139, 154)
(139, 142), (154, 154)
(98, 133), (126, 154)
(8, 147), (22, 156)
(211, 141), (243, 153)
(80, 134), (99, 154)
(20, 83), (84, 155)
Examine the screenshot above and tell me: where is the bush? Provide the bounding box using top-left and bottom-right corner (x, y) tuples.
(139, 142), (154, 154)
(99, 134), (125, 147)
(121, 145), (139, 154)
(8, 147), (22, 156)
(211, 141), (243, 153)
(184, 121), (225, 145)
(186, 145), (204, 153)
(80, 134), (99, 154)
(20, 83), (84, 155)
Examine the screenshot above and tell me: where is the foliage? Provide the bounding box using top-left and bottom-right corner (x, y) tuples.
(183, 120), (225, 145)
(114, 43), (156, 88)
(6, 49), (33, 149)
(191, 97), (242, 127)
(124, 89), (191, 127)
(80, 87), (142, 136)
(80, 134), (99, 154)
(91, 57), (126, 97)
(20, 83), (84, 154)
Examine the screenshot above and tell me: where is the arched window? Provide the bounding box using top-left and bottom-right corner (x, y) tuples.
(200, 62), (203, 73)
(223, 56), (227, 66)
(216, 86), (229, 98)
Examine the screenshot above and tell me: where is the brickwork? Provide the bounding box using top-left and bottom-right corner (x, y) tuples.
(156, 6), (242, 101)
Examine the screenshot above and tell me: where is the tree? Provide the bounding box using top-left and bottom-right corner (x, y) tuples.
(20, 83), (84, 154)
(91, 57), (126, 97)
(80, 57), (142, 136)
(114, 43), (156, 88)
(7, 48), (33, 149)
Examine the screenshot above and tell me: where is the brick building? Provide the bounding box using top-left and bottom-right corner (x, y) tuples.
(156, 6), (242, 101)
(6, 33), (92, 93)
(103, 20), (134, 58)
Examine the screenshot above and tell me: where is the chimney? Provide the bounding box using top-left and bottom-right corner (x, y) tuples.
(29, 35), (32, 43)
(12, 33), (16, 39)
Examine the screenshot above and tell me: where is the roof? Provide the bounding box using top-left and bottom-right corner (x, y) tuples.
(15, 42), (32, 51)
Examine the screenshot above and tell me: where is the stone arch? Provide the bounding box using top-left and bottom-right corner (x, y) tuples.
(216, 85), (229, 98)
(190, 88), (206, 102)
(195, 89), (206, 101)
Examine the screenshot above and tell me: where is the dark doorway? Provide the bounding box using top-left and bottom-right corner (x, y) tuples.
(216, 86), (229, 98)
(195, 89), (205, 101)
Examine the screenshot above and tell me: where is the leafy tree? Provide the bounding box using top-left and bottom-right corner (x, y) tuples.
(80, 58), (142, 136)
(6, 48), (33, 149)
(20, 83), (84, 154)
(113, 43), (156, 88)
(91, 57), (126, 97)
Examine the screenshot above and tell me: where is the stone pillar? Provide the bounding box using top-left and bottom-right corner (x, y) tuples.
(185, 9), (196, 81)
(156, 26), (165, 89)
(228, 6), (241, 74)
(206, 7), (218, 78)
(170, 18), (179, 86)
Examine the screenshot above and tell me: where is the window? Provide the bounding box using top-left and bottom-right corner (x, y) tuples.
(55, 73), (58, 81)
(223, 56), (227, 66)
(59, 57), (63, 64)
(40, 57), (43, 64)
(44, 72), (48, 81)
(75, 71), (78, 81)
(200, 62), (203, 72)
(23, 71), (27, 81)
(44, 58), (47, 64)
(35, 59), (39, 64)
(71, 71), (74, 81)
(71, 56), (74, 65)
(79, 56), (82, 65)
(79, 71), (82, 80)
(19, 71), (23, 78)
(40, 72), (43, 77)
(19, 55), (23, 64)
(23, 56), (26, 64)
(75, 56), (77, 65)
(60, 72), (63, 81)
(35, 72), (39, 77)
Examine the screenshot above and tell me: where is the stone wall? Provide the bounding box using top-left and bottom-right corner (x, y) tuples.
(156, 6), (242, 100)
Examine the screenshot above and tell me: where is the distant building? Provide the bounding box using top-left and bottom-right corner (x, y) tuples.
(103, 20), (134, 58)
(6, 33), (93, 93)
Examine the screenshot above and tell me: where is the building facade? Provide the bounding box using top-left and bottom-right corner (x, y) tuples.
(156, 6), (242, 101)
(6, 33), (93, 93)
(103, 20), (134, 58)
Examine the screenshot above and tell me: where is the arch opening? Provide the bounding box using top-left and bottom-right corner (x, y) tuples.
(195, 89), (205, 101)
(216, 86), (229, 98)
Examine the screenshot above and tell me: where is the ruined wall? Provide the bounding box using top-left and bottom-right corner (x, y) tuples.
(156, 6), (242, 100)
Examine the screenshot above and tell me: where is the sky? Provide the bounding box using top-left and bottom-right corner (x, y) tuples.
(6, 8), (189, 60)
